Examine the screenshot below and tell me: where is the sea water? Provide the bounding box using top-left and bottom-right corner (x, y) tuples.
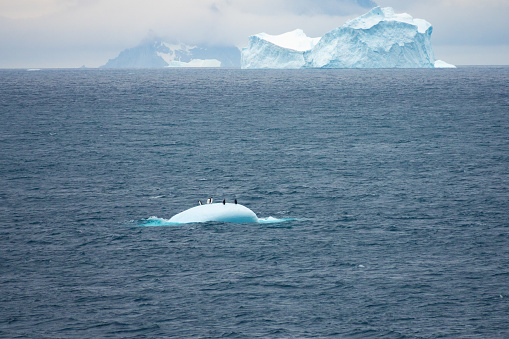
(1, 67), (508, 337)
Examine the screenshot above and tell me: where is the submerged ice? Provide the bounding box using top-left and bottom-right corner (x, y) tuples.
(241, 7), (455, 69)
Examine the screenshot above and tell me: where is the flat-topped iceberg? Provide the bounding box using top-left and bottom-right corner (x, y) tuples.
(256, 29), (321, 52)
(241, 29), (320, 69)
(241, 7), (454, 69)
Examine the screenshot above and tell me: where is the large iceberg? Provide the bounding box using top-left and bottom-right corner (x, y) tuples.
(241, 7), (454, 69)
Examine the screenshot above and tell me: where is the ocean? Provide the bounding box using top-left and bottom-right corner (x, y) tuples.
(1, 67), (508, 337)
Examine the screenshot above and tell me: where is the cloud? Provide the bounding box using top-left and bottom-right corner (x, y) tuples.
(0, 0), (75, 19)
(376, 0), (509, 45)
(220, 0), (377, 16)
(357, 0), (378, 8)
(0, 0), (375, 67)
(374, 0), (509, 64)
(0, 0), (507, 67)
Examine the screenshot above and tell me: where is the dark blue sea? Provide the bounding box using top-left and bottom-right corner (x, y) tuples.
(1, 67), (508, 338)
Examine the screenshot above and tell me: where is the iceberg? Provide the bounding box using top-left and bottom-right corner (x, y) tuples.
(168, 203), (259, 224)
(241, 7), (454, 69)
(139, 204), (300, 226)
(241, 29), (320, 69)
(434, 60), (456, 68)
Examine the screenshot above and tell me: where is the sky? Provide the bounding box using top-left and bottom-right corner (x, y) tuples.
(0, 0), (508, 68)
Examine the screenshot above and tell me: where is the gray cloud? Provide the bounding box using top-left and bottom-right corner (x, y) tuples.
(0, 0), (375, 67)
(377, 0), (509, 45)
(279, 0), (376, 15)
(210, 3), (221, 13)
(357, 0), (378, 8)
(226, 0), (377, 16)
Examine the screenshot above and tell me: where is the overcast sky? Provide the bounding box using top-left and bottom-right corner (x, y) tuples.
(0, 0), (508, 68)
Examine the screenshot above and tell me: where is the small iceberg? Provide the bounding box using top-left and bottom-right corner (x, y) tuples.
(434, 60), (456, 68)
(138, 203), (301, 226)
(169, 203), (259, 224)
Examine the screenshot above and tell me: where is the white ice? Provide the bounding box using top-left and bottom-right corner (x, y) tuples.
(166, 59), (221, 67)
(156, 43), (221, 67)
(168, 203), (259, 224)
(434, 60), (456, 68)
(241, 30), (320, 69)
(241, 7), (455, 69)
(255, 29), (320, 52)
(343, 7), (431, 34)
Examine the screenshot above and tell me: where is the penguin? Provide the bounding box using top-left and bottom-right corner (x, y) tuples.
(206, 198), (211, 204)
(210, 197), (213, 204)
(223, 199), (225, 205)
(234, 199), (237, 204)
(198, 200), (202, 205)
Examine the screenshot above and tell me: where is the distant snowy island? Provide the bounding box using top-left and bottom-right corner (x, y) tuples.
(101, 39), (241, 68)
(242, 7), (455, 69)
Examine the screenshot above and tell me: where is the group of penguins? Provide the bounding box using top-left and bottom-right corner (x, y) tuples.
(198, 198), (237, 206)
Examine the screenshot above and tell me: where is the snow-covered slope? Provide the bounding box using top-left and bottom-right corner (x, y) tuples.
(102, 39), (241, 68)
(241, 7), (454, 69)
(257, 29), (321, 52)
